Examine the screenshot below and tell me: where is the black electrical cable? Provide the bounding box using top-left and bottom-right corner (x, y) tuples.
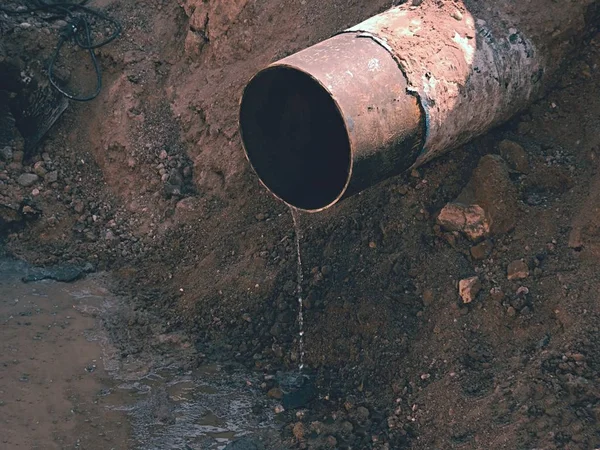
(0, 1), (122, 101)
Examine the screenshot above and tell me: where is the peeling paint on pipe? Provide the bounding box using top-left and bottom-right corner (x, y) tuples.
(239, 0), (598, 212)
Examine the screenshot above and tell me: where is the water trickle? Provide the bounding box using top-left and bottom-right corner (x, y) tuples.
(290, 207), (305, 371)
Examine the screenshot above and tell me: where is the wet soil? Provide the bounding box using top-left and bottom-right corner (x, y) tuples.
(0, 258), (283, 449)
(2, 0), (600, 449)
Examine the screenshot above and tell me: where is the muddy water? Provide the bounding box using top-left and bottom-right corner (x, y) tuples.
(0, 258), (280, 450)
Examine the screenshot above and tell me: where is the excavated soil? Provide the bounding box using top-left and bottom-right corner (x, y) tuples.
(2, 0), (600, 449)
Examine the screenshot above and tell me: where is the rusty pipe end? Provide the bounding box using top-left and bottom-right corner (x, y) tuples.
(240, 65), (352, 212)
(240, 34), (423, 212)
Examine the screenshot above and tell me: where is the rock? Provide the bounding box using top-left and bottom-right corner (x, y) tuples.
(159, 149), (168, 160)
(73, 201), (85, 213)
(22, 264), (86, 283)
(292, 422), (305, 441)
(326, 436), (338, 448)
(422, 289), (434, 306)
(470, 240), (493, 260)
(13, 151), (24, 163)
(33, 162), (47, 177)
(458, 155), (518, 235)
(267, 387), (283, 400)
(459, 276), (481, 303)
(223, 438), (265, 450)
(507, 260), (529, 280)
(355, 406), (370, 423)
(321, 265), (332, 276)
(437, 203), (489, 241)
(17, 173), (39, 187)
(490, 287), (504, 302)
(0, 146), (13, 162)
(498, 140), (530, 173)
(45, 171), (58, 183)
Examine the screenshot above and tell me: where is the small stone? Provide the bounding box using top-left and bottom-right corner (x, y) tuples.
(292, 422), (305, 441)
(326, 436), (337, 448)
(422, 289), (434, 306)
(256, 213), (266, 221)
(498, 140), (530, 173)
(321, 265), (332, 276)
(410, 169), (420, 178)
(437, 203), (489, 241)
(17, 173), (39, 187)
(507, 260), (529, 280)
(267, 387), (283, 400)
(0, 146), (13, 161)
(31, 189), (40, 197)
(13, 151), (24, 163)
(355, 406), (370, 423)
(159, 149), (168, 160)
(274, 405), (285, 414)
(490, 287), (504, 302)
(459, 276), (481, 303)
(33, 162), (47, 177)
(470, 240), (493, 260)
(516, 286), (530, 296)
(45, 171), (58, 183)
(507, 306), (517, 317)
(369, 241), (377, 248)
(73, 201), (85, 214)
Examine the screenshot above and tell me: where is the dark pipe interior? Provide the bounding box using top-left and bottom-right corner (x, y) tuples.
(239, 66), (351, 211)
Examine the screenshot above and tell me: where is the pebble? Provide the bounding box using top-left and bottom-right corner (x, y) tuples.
(292, 422), (305, 441)
(422, 289), (434, 306)
(459, 276), (481, 303)
(355, 406), (370, 423)
(507, 306), (517, 317)
(326, 436), (337, 448)
(45, 171), (58, 183)
(490, 287), (504, 302)
(33, 162), (47, 177)
(267, 387), (283, 399)
(255, 213), (266, 221)
(17, 173), (39, 187)
(13, 151), (24, 163)
(159, 150), (168, 160)
(507, 260), (529, 280)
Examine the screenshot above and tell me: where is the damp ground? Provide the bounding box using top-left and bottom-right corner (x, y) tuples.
(0, 257), (284, 450)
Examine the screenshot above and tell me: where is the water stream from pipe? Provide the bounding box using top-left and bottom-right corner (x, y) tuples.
(290, 207), (305, 371)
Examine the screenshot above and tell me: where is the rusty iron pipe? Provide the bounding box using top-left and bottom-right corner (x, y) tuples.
(239, 0), (597, 212)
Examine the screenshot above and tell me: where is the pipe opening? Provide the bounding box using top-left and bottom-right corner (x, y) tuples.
(240, 66), (351, 211)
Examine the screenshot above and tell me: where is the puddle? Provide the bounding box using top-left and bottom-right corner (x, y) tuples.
(0, 258), (281, 450)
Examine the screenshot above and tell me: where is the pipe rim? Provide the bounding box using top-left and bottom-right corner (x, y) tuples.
(239, 64), (354, 213)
